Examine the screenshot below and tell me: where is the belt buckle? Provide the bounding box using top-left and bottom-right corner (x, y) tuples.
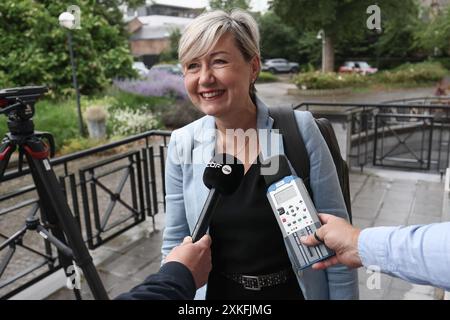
(241, 275), (261, 291)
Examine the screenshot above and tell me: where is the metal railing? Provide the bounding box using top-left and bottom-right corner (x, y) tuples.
(295, 100), (450, 172)
(0, 130), (170, 299)
(383, 96), (450, 106)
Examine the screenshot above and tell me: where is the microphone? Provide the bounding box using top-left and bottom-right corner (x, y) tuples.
(191, 153), (244, 242)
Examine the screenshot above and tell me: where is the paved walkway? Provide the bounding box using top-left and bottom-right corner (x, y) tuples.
(350, 168), (444, 300)
(255, 81), (435, 107)
(44, 167), (445, 300)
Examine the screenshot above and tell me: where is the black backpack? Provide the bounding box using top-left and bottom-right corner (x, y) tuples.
(269, 106), (352, 223)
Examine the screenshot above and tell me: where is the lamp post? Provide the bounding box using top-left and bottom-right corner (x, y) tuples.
(316, 29), (326, 73)
(59, 12), (84, 136)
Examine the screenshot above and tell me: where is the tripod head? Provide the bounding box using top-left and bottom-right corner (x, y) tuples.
(0, 86), (48, 135)
(0, 86), (55, 176)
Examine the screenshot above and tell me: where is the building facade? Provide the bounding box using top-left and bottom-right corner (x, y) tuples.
(124, 0), (205, 67)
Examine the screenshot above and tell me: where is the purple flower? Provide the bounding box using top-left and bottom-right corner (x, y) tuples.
(114, 69), (188, 100)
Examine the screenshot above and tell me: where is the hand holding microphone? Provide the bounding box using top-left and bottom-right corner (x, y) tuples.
(191, 153), (244, 242)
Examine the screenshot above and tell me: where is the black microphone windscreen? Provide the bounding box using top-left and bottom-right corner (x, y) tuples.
(261, 155), (293, 186)
(203, 153), (244, 195)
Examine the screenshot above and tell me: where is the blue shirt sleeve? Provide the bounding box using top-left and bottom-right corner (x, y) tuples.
(358, 222), (450, 291)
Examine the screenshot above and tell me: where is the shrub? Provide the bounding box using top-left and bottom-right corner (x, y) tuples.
(59, 137), (106, 155)
(110, 108), (158, 136)
(374, 61), (448, 84)
(159, 100), (203, 129)
(257, 71), (278, 83)
(430, 57), (450, 71)
(293, 72), (367, 90)
(0, 70), (11, 88)
(107, 89), (173, 114)
(113, 69), (188, 100)
(33, 100), (81, 150)
(292, 62), (448, 90)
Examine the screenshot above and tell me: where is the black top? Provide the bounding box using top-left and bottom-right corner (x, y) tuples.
(206, 157), (304, 300)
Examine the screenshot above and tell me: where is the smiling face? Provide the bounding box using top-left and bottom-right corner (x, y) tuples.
(183, 33), (260, 119)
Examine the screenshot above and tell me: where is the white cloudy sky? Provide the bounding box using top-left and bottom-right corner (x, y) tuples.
(153, 0), (269, 12)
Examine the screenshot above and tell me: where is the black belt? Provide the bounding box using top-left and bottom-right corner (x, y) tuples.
(221, 268), (293, 291)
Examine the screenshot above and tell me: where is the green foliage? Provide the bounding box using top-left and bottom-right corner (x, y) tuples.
(158, 100), (203, 129)
(0, 0), (139, 96)
(375, 61), (448, 84)
(258, 12), (300, 63)
(109, 107), (158, 136)
(209, 0), (250, 11)
(373, 1), (422, 60)
(430, 57), (450, 70)
(0, 98), (79, 150)
(293, 72), (366, 89)
(272, 0), (375, 43)
(271, 0), (422, 70)
(293, 61), (448, 89)
(159, 28), (182, 63)
(60, 137), (106, 155)
(296, 31), (322, 68)
(0, 88), (172, 153)
(107, 89), (173, 114)
(257, 71), (278, 83)
(105, 89), (173, 134)
(0, 70), (11, 88)
(415, 6), (450, 55)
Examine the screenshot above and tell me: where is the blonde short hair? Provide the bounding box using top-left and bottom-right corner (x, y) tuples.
(178, 9), (260, 96)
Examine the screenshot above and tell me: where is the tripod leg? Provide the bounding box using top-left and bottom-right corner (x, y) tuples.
(36, 229), (83, 300)
(23, 142), (108, 300)
(29, 170), (84, 300)
(35, 225), (74, 258)
(0, 140), (16, 180)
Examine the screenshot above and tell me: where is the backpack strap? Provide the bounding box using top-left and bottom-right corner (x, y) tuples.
(270, 108), (353, 223)
(269, 106), (312, 195)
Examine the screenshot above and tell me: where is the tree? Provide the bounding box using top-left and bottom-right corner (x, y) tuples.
(209, 0), (250, 11)
(0, 0), (144, 96)
(271, 0), (417, 72)
(258, 12), (300, 62)
(415, 6), (450, 56)
(159, 28), (182, 63)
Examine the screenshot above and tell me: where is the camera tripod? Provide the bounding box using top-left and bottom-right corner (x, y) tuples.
(0, 86), (108, 300)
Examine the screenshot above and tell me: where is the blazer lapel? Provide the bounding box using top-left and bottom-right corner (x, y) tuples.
(192, 115), (216, 221)
(255, 96), (284, 161)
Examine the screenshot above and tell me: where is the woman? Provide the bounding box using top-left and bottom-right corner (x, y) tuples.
(162, 9), (358, 300)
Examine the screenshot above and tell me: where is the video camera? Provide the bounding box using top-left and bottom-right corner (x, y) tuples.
(0, 86), (48, 121)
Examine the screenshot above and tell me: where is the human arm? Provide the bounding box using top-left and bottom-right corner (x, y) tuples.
(115, 235), (212, 300)
(301, 214), (450, 291)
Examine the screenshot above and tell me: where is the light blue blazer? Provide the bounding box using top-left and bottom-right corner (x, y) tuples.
(162, 96), (359, 300)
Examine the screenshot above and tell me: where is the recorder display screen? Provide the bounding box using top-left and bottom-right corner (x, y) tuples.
(274, 185), (296, 204)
